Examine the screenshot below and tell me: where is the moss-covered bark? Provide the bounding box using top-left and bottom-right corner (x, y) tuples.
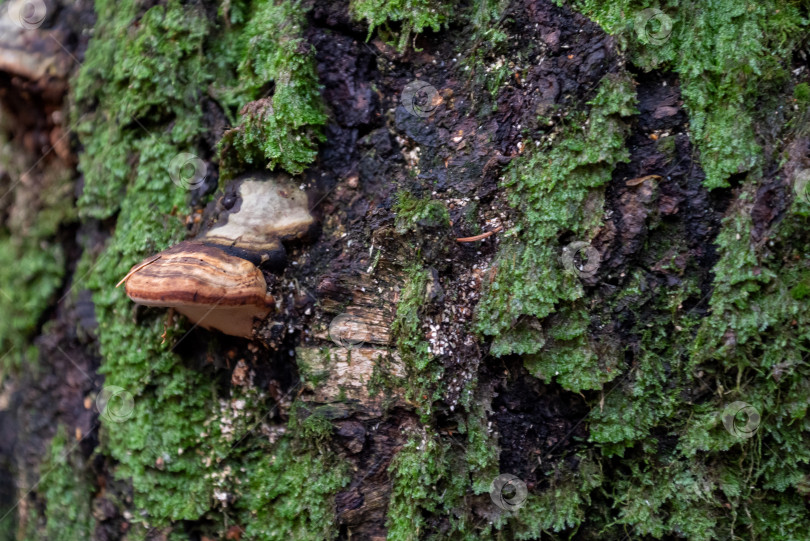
(1, 0), (809, 539)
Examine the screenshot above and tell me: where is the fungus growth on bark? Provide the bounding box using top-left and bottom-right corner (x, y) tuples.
(118, 173), (315, 338)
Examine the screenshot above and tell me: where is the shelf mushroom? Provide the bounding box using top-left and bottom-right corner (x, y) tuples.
(120, 241), (275, 338)
(117, 172), (315, 338)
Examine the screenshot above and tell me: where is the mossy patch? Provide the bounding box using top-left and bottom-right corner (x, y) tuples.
(393, 191), (451, 234)
(219, 0), (327, 177)
(387, 260), (500, 537)
(236, 436), (349, 541)
(523, 305), (608, 393)
(73, 0), (212, 219)
(475, 73), (636, 390)
(794, 82), (810, 104)
(678, 183), (810, 538)
(350, 0), (455, 51)
(44, 0), (810, 539)
(0, 238), (66, 371)
(38, 427), (95, 540)
(386, 412), (499, 540)
(0, 126), (75, 372)
(510, 455), (602, 537)
(495, 165), (810, 539)
(385, 427), (465, 540)
(391, 264), (443, 417)
(561, 0), (807, 188)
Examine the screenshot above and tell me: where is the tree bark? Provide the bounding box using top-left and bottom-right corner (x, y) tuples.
(1, 0), (809, 540)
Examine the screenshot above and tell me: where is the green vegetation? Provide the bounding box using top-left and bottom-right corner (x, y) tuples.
(295, 403), (336, 444)
(38, 427), (95, 540)
(0, 130), (74, 372)
(386, 427), (475, 540)
(475, 73), (636, 374)
(386, 405), (499, 540)
(469, 1), (810, 534)
(73, 0), (227, 523)
(73, 0), (212, 220)
(522, 305), (612, 393)
(683, 183), (810, 536)
(795, 82), (810, 103)
(393, 191), (451, 234)
(386, 223), (499, 538)
(391, 265), (443, 417)
(237, 437), (349, 541)
(219, 0), (327, 177)
(0, 238), (66, 371)
(10, 0), (807, 538)
(351, 0), (455, 51)
(566, 182), (810, 538)
(560, 0), (808, 188)
(472, 178), (810, 538)
(511, 456), (602, 537)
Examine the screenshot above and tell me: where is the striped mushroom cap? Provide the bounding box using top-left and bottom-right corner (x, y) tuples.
(121, 241), (274, 338)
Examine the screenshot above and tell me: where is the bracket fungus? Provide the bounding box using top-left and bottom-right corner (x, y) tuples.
(200, 173), (316, 270)
(121, 241), (275, 338)
(118, 173), (315, 338)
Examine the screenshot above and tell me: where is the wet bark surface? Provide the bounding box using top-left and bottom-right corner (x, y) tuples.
(1, 0), (806, 538)
(292, 2), (633, 534)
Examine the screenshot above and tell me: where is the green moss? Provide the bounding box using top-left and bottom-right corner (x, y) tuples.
(391, 265), (444, 418)
(550, 173), (810, 538)
(0, 129), (74, 372)
(236, 436), (349, 541)
(39, 427), (94, 540)
(794, 82), (810, 103)
(295, 405), (335, 444)
(0, 238), (65, 371)
(466, 15), (810, 529)
(457, 400), (500, 495)
(387, 262), (500, 537)
(683, 181), (810, 513)
(295, 346), (332, 389)
(790, 279), (810, 300)
(0, 512), (13, 541)
(393, 191), (451, 234)
(469, 0), (510, 28)
(386, 422), (497, 540)
(386, 429), (455, 539)
(511, 456), (602, 537)
(499, 268), (710, 536)
(74, 0), (212, 219)
(458, 1), (513, 104)
(350, 0), (455, 51)
(523, 305), (615, 393)
(76, 116), (213, 522)
(385, 259), (499, 538)
(54, 0), (810, 538)
(219, 0), (327, 177)
(608, 459), (718, 540)
(561, 0), (807, 188)
(475, 73), (636, 371)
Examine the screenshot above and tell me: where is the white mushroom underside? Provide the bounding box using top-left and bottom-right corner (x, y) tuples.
(174, 304), (268, 339)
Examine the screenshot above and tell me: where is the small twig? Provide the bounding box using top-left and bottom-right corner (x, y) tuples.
(115, 255), (161, 288)
(625, 174), (661, 186)
(456, 225), (504, 242)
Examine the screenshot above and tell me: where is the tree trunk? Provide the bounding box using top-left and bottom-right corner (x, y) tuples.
(1, 0), (809, 539)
